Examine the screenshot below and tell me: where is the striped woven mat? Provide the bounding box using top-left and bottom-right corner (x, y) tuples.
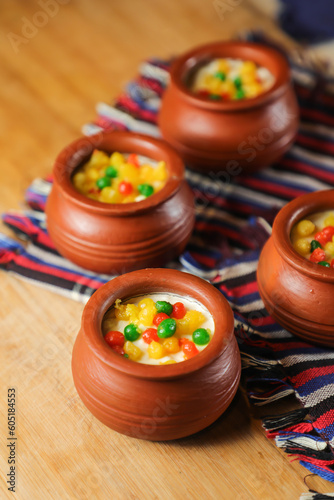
(2, 35), (334, 494)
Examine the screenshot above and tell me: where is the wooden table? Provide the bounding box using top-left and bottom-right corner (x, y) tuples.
(1, 1), (333, 498)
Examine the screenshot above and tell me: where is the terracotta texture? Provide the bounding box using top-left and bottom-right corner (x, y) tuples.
(257, 190), (334, 346)
(46, 131), (194, 274)
(72, 269), (241, 440)
(159, 41), (299, 173)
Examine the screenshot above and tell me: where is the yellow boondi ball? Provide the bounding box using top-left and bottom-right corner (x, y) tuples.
(100, 187), (121, 204)
(152, 161), (168, 182)
(119, 163), (140, 184)
(296, 219), (315, 237)
(110, 151), (125, 167)
(125, 303), (139, 323)
(176, 310), (205, 336)
(139, 165), (155, 183)
(203, 73), (215, 87)
(124, 341), (142, 361)
(90, 149), (110, 166)
(325, 242), (334, 256)
(294, 238), (311, 256)
(85, 167), (100, 181)
(243, 83), (263, 98)
(162, 337), (180, 354)
(138, 298), (156, 326)
(207, 77), (223, 94)
(217, 59), (230, 73)
(324, 214), (334, 227)
(122, 194), (137, 204)
(241, 72), (257, 86)
(220, 80), (235, 98)
(148, 341), (165, 359)
(114, 299), (129, 321)
(72, 172), (86, 189)
(239, 61), (257, 75)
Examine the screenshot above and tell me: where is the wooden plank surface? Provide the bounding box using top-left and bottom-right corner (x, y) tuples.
(1, 1), (333, 499)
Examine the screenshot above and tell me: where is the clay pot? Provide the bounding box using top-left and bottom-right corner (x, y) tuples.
(72, 268), (241, 440)
(257, 190), (334, 346)
(159, 40), (299, 174)
(46, 131), (194, 274)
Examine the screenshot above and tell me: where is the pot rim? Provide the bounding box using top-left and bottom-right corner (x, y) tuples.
(52, 131), (185, 216)
(169, 40), (291, 111)
(272, 189), (334, 283)
(80, 268), (235, 380)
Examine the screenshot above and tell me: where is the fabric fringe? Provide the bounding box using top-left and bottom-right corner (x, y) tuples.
(242, 346), (334, 482)
(263, 411), (334, 483)
(237, 330), (295, 405)
(268, 419), (334, 483)
(263, 408), (310, 432)
(249, 387), (295, 405)
(240, 351), (279, 370)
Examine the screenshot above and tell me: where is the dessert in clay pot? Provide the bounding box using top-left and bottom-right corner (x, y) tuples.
(159, 40), (299, 173)
(291, 210), (334, 268)
(191, 57), (275, 101)
(46, 131), (194, 274)
(257, 190), (334, 347)
(72, 269), (241, 440)
(72, 149), (168, 204)
(102, 292), (214, 365)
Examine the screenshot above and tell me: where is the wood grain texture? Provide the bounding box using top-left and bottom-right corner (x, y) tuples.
(1, 1), (333, 499)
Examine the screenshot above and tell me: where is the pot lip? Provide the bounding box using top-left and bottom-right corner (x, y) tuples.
(169, 40), (291, 111)
(272, 189), (334, 282)
(79, 268), (235, 380)
(52, 131), (185, 216)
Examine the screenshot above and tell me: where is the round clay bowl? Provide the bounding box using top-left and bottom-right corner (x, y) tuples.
(72, 268), (241, 440)
(46, 131), (194, 274)
(257, 190), (334, 346)
(159, 40), (299, 173)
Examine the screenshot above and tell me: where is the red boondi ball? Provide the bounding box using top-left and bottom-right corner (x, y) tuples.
(118, 181), (133, 196)
(171, 302), (186, 319)
(310, 247), (326, 263)
(105, 330), (125, 347)
(153, 312), (170, 326)
(142, 328), (159, 344)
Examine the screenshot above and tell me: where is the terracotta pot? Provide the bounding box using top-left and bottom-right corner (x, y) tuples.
(159, 40), (299, 174)
(46, 131), (194, 274)
(72, 268), (241, 440)
(257, 190), (334, 346)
